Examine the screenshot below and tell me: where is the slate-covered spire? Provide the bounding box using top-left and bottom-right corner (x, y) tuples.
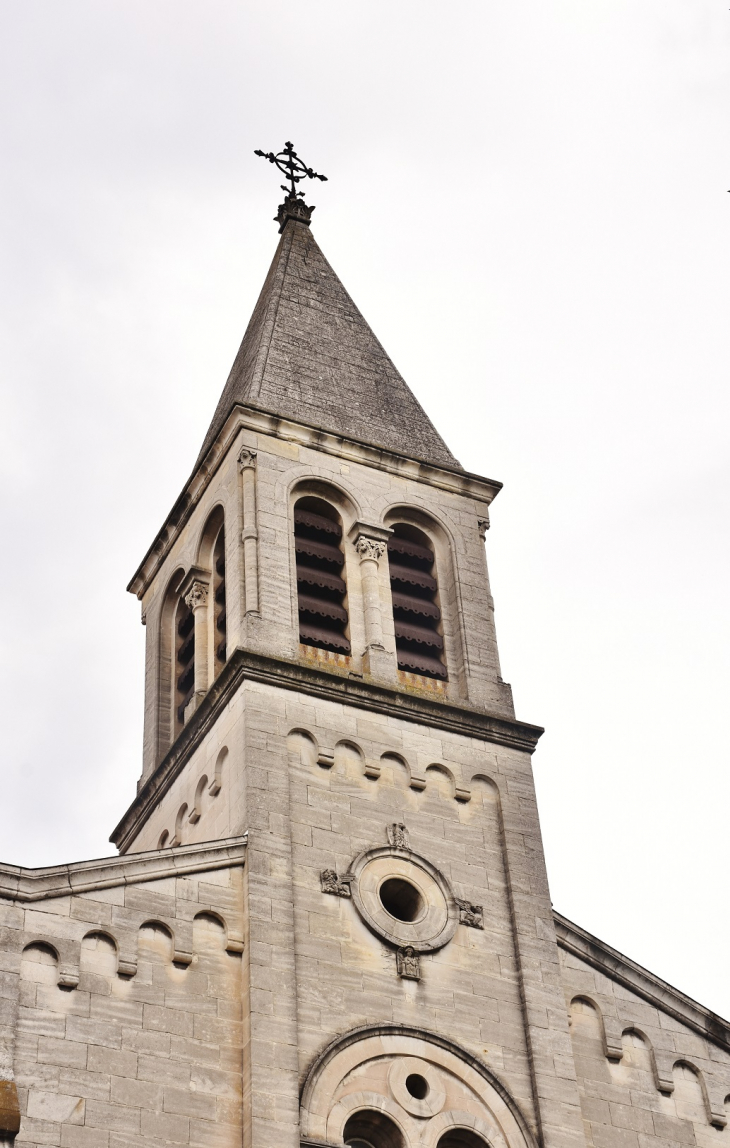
(196, 215), (460, 469)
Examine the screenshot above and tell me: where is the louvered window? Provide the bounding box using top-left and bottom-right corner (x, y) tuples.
(294, 500), (350, 655)
(175, 598), (195, 729)
(213, 527), (226, 675)
(388, 526), (447, 680)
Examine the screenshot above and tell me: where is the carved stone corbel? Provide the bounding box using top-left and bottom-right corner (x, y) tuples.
(387, 822), (409, 850)
(455, 898), (484, 929)
(320, 869), (352, 898)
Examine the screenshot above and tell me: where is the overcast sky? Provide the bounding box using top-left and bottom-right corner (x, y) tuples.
(1, 1), (728, 1018)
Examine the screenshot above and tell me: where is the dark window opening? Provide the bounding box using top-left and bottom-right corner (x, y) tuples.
(437, 1131), (490, 1148)
(213, 526), (227, 675)
(388, 524), (447, 680)
(379, 878), (423, 922)
(344, 1110), (404, 1148)
(405, 1073), (430, 1100)
(294, 498), (350, 655)
(174, 598), (195, 731)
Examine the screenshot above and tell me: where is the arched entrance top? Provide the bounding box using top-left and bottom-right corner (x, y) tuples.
(300, 1023), (537, 1148)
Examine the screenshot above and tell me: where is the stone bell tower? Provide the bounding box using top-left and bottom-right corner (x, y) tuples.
(4, 144), (730, 1148)
(111, 144), (586, 1148)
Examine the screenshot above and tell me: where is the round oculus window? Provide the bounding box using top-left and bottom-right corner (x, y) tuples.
(347, 847), (458, 952)
(379, 878), (424, 923)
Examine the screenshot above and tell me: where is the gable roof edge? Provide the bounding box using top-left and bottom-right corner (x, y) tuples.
(554, 910), (730, 1052)
(0, 836), (247, 902)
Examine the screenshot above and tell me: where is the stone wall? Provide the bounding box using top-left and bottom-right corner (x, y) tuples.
(0, 844), (244, 1148)
(559, 936), (730, 1148)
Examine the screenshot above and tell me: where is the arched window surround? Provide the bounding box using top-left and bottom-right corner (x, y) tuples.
(155, 505), (229, 760)
(382, 506), (467, 698)
(288, 479), (364, 668)
(156, 566), (185, 761)
(195, 505), (227, 684)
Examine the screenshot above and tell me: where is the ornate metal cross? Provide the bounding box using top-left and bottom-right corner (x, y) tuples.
(254, 141), (327, 200)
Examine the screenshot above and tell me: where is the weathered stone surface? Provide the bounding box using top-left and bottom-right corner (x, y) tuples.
(196, 219), (459, 471)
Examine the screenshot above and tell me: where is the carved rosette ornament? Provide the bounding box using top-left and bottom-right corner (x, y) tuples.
(396, 946), (421, 980)
(386, 823), (409, 850)
(455, 898), (484, 929)
(184, 581), (209, 612)
(355, 536), (387, 564)
(320, 869), (352, 898)
(238, 447), (257, 470)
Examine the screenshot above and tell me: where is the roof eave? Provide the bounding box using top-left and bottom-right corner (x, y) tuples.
(127, 402), (503, 600)
(554, 910), (730, 1051)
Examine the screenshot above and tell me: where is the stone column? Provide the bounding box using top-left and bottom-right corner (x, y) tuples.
(238, 447), (259, 616)
(348, 522), (395, 681)
(184, 579), (209, 710)
(355, 536), (386, 648)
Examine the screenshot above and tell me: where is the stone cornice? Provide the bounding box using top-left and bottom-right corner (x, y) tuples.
(127, 403), (503, 599)
(110, 648), (543, 853)
(0, 836), (247, 904)
(554, 911), (730, 1052)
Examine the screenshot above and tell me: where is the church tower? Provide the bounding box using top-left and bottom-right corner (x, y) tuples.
(113, 148), (582, 1148)
(4, 147), (729, 1148)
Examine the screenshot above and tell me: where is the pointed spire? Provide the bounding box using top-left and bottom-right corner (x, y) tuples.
(196, 152), (459, 469)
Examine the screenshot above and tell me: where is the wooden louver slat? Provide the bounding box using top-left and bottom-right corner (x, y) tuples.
(389, 528), (447, 681)
(213, 527), (227, 672)
(295, 501), (350, 656)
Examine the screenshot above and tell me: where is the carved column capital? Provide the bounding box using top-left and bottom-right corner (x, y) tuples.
(184, 580), (209, 612)
(238, 447), (257, 470)
(355, 536), (386, 564)
(347, 520), (392, 556)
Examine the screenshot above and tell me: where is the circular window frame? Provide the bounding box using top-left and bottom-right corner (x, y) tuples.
(388, 1056), (446, 1118)
(347, 847), (458, 952)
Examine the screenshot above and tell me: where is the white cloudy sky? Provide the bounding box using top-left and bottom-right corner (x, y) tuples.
(1, 2), (728, 1017)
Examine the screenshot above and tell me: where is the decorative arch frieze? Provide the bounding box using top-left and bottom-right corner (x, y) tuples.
(286, 722), (485, 810)
(566, 996), (729, 1128)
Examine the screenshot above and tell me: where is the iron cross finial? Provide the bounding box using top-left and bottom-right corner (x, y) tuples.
(254, 141), (328, 200)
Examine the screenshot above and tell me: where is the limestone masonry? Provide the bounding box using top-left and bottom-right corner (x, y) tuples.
(1, 202), (726, 1148)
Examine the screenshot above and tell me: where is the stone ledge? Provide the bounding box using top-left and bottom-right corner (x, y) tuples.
(0, 836), (247, 902)
(554, 910), (730, 1052)
(110, 648), (543, 853)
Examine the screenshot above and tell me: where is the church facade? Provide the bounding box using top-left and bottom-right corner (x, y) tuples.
(1, 179), (728, 1148)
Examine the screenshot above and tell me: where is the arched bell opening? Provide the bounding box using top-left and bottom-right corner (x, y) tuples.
(173, 594), (195, 737)
(294, 496), (350, 655)
(212, 524), (227, 676)
(388, 522), (447, 680)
